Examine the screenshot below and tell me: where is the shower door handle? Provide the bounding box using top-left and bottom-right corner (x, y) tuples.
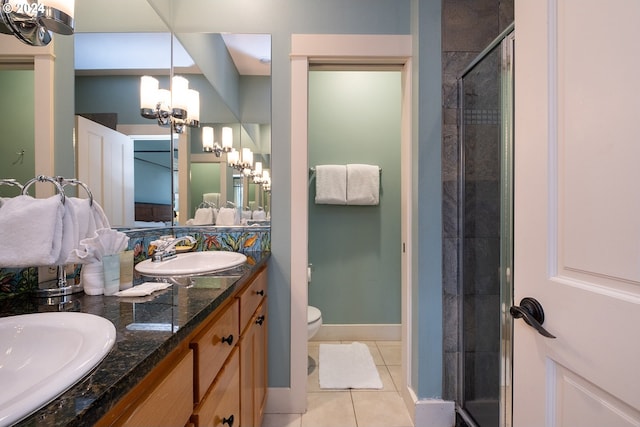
(510, 297), (556, 339)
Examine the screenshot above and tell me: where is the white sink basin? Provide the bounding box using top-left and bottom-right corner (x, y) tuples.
(135, 251), (247, 277)
(0, 312), (116, 427)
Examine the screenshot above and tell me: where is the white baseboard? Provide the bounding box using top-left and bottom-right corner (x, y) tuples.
(310, 324), (401, 342)
(414, 398), (455, 427)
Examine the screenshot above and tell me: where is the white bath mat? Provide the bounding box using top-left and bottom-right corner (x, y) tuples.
(319, 342), (383, 389)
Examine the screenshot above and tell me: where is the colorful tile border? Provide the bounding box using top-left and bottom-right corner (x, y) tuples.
(0, 225), (270, 299)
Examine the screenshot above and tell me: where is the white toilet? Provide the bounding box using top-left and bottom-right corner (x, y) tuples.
(307, 305), (322, 339)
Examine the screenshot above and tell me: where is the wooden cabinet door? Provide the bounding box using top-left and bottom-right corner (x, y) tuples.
(239, 300), (268, 427)
(192, 348), (240, 427)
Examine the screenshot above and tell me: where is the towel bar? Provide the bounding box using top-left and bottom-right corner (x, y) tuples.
(0, 179), (23, 190)
(58, 177), (94, 206)
(21, 175), (66, 204)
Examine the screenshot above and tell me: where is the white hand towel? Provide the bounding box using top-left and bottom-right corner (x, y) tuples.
(193, 207), (214, 225)
(0, 195), (64, 267)
(57, 198), (80, 264)
(91, 201), (111, 229)
(315, 165), (347, 205)
(242, 210), (252, 219)
(67, 198), (98, 241)
(346, 164), (380, 205)
(216, 207), (236, 226)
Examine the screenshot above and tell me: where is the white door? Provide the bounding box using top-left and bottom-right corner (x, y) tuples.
(76, 116), (134, 227)
(513, 1), (640, 425)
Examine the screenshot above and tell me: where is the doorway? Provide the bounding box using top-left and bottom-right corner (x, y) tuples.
(285, 35), (413, 415)
(457, 27), (514, 427)
(307, 68), (402, 333)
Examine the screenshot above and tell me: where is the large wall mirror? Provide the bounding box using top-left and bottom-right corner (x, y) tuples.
(75, 28), (271, 227)
(0, 0), (271, 229)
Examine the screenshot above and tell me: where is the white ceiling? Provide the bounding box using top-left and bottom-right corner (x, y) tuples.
(74, 32), (270, 76)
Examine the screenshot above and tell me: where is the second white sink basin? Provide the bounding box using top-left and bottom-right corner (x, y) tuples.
(0, 312), (116, 427)
(135, 251), (247, 277)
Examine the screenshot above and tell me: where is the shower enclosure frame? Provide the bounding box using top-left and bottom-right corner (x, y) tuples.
(456, 24), (514, 427)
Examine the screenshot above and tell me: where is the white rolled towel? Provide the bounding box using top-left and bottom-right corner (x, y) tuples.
(0, 195), (64, 267)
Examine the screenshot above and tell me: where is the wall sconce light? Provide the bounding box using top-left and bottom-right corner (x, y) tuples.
(241, 148), (253, 171)
(261, 170), (271, 192)
(202, 126), (234, 157)
(0, 0), (74, 46)
(227, 147), (255, 176)
(140, 75), (200, 134)
(202, 126), (214, 152)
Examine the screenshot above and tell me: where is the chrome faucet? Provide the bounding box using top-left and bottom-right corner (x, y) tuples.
(151, 235), (197, 262)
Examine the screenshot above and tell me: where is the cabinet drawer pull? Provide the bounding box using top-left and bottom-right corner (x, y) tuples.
(221, 334), (234, 346)
(255, 315), (265, 326)
(222, 414), (234, 426)
(256, 289), (264, 296)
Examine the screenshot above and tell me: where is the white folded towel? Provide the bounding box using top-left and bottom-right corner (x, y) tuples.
(0, 195), (64, 267)
(114, 281), (172, 297)
(252, 210), (267, 220)
(242, 210), (252, 219)
(193, 207), (214, 225)
(315, 165), (347, 205)
(216, 207), (237, 226)
(346, 164), (380, 205)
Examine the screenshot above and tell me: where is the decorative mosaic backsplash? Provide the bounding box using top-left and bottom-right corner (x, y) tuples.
(0, 225), (270, 299)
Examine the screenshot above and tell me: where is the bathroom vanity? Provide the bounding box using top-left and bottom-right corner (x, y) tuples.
(1, 251), (269, 427)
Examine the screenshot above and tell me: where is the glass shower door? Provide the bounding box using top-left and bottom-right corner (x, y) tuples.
(458, 27), (514, 427)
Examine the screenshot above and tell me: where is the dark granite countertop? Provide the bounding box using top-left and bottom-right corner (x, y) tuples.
(0, 251), (270, 427)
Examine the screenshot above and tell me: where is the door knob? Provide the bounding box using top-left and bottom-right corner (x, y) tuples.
(510, 297), (556, 339)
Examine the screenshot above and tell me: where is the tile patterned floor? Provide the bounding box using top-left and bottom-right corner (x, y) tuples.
(262, 341), (414, 427)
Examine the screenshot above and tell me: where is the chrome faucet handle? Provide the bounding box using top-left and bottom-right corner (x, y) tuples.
(151, 235), (196, 262)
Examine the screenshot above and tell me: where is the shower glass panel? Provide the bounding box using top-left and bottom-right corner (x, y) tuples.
(458, 27), (514, 427)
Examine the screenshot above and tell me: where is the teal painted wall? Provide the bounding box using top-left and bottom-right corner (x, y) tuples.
(0, 70), (34, 195)
(54, 36), (76, 181)
(190, 163), (221, 216)
(75, 75), (162, 125)
(308, 70), (401, 325)
(133, 139), (173, 205)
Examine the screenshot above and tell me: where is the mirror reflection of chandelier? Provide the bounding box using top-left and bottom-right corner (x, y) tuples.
(0, 0), (75, 46)
(139, 75), (200, 134)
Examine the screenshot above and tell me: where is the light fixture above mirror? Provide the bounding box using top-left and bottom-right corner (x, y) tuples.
(140, 75), (200, 134)
(202, 125), (233, 157)
(0, 0), (74, 46)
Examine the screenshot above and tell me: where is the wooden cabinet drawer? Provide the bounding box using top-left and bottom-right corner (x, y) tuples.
(192, 347), (240, 427)
(191, 299), (239, 402)
(238, 267), (267, 332)
(118, 350), (194, 427)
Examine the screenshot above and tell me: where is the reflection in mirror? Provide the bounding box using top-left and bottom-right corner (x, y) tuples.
(74, 32), (177, 227)
(174, 33), (271, 226)
(72, 30), (271, 228)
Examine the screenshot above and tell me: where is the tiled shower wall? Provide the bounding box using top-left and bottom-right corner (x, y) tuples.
(441, 0), (514, 403)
